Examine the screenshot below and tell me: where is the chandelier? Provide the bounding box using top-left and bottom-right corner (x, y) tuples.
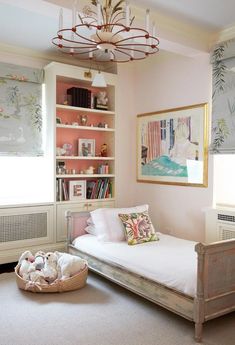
(52, 0), (160, 63)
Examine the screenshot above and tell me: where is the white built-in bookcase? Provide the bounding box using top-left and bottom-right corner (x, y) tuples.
(0, 62), (117, 263)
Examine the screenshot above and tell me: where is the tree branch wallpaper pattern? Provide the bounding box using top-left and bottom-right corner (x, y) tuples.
(0, 62), (44, 156)
(211, 38), (235, 153)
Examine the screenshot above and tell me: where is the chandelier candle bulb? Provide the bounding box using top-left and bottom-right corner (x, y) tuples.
(152, 22), (156, 45)
(125, 1), (130, 27)
(131, 46), (134, 59)
(59, 8), (63, 31)
(146, 9), (150, 33)
(97, 1), (102, 26)
(72, 0), (78, 28)
(70, 32), (75, 54)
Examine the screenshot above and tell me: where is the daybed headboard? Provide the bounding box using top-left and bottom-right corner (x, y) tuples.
(66, 211), (90, 244)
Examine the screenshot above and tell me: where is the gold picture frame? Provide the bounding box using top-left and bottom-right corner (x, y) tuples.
(137, 103), (209, 187)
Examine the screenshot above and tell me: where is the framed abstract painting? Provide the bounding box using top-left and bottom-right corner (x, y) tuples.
(137, 103), (209, 187)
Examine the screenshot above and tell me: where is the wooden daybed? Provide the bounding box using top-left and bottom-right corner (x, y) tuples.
(67, 211), (235, 342)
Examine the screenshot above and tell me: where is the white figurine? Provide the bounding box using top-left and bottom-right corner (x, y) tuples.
(97, 91), (108, 106)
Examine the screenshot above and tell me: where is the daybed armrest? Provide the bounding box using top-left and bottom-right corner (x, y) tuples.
(66, 211), (90, 245)
(195, 238), (235, 299)
(194, 238), (235, 342)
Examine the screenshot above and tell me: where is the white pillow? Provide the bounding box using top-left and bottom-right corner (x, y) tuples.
(90, 205), (149, 242)
(85, 225), (97, 236)
(84, 217), (97, 236)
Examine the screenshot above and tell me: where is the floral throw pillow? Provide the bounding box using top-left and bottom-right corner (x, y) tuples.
(118, 212), (158, 245)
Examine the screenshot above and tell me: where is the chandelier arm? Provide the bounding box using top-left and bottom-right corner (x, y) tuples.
(114, 34), (159, 45)
(113, 48), (132, 58)
(56, 32), (97, 46)
(111, 48), (151, 62)
(78, 13), (84, 24)
(59, 48), (99, 55)
(73, 30), (98, 44)
(116, 37), (160, 47)
(108, 26), (127, 39)
(116, 46), (158, 55)
(53, 41), (97, 50)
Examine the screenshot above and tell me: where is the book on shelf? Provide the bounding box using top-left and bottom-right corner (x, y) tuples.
(57, 178), (69, 201)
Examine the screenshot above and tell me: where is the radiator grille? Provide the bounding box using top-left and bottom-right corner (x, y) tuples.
(218, 214), (235, 222)
(0, 213), (47, 243)
(220, 228), (235, 240)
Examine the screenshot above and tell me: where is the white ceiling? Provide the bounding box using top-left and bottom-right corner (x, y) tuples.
(134, 0), (235, 31)
(0, 0), (234, 62)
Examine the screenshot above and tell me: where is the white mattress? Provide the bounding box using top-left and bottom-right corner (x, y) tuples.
(73, 233), (197, 297)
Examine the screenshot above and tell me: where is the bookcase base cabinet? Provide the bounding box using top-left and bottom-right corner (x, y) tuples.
(56, 200), (115, 242)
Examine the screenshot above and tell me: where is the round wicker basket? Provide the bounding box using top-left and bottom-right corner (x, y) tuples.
(15, 265), (88, 293)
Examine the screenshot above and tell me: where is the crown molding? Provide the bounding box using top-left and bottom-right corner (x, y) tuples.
(216, 24), (235, 43)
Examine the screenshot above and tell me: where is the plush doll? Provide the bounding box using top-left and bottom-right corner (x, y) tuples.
(29, 270), (48, 285)
(34, 251), (45, 270)
(18, 251), (35, 280)
(43, 252), (58, 283)
(55, 252), (87, 280)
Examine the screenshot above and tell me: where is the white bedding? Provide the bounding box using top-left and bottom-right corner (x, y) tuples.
(73, 233), (197, 297)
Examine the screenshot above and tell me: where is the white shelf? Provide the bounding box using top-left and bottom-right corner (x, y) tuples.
(56, 124), (115, 132)
(56, 174), (115, 178)
(56, 104), (115, 115)
(56, 198), (115, 205)
(56, 156), (115, 160)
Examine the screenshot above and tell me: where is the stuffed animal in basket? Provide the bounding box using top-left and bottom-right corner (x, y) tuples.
(55, 252), (87, 280)
(43, 252), (58, 284)
(34, 251), (45, 270)
(18, 250), (35, 280)
(29, 270), (48, 285)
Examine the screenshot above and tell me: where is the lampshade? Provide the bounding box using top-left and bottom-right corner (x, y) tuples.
(92, 71), (107, 88)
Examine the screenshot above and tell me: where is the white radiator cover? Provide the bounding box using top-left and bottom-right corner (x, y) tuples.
(0, 205), (54, 251)
(205, 207), (235, 243)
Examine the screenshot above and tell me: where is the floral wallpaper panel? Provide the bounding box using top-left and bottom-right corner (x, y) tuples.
(0, 62), (44, 156)
(211, 38), (235, 153)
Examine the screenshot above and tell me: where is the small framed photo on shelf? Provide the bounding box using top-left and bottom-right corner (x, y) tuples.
(69, 180), (86, 200)
(78, 139), (95, 157)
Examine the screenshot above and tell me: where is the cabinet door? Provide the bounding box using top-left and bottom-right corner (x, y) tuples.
(56, 200), (115, 242)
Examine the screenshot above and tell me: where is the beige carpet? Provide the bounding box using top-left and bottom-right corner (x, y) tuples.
(0, 272), (234, 345)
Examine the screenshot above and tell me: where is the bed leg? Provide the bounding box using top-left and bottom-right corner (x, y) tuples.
(194, 322), (203, 343)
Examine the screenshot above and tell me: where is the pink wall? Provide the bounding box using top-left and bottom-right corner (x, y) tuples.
(117, 51), (213, 242)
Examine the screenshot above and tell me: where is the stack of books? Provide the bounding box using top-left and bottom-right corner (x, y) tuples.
(67, 87), (91, 108)
(86, 178), (112, 199)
